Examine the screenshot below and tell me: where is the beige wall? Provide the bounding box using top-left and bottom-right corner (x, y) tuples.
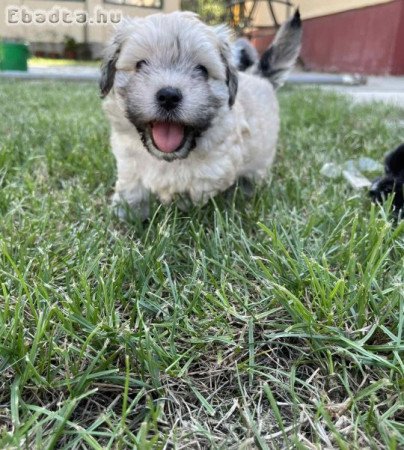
(0, 0), (180, 45)
(251, 0), (394, 28)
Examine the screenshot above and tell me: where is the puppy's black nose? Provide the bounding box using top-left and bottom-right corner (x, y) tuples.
(156, 87), (183, 110)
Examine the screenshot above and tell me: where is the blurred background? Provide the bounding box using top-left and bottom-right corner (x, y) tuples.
(0, 0), (403, 75)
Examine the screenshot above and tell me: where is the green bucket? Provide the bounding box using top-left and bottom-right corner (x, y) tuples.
(0, 41), (29, 71)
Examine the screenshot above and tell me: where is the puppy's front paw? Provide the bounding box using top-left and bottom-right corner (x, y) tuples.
(175, 193), (193, 212)
(224, 177), (255, 200)
(111, 194), (150, 222)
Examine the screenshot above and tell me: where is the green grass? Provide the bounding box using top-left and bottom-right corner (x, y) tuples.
(0, 80), (403, 449)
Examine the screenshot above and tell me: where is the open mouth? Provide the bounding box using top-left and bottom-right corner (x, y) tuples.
(150, 122), (187, 154)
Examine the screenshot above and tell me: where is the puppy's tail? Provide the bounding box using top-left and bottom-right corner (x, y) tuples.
(258, 9), (302, 89)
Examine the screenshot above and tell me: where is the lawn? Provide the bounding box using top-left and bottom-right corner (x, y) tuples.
(0, 80), (403, 449)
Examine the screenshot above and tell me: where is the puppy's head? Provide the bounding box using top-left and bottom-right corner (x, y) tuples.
(100, 12), (238, 161)
(369, 144), (404, 217)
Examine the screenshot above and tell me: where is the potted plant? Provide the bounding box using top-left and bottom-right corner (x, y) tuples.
(64, 35), (78, 60)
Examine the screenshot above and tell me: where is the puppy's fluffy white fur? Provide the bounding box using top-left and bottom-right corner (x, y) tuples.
(101, 11), (301, 219)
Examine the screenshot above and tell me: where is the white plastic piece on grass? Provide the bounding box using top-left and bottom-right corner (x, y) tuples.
(341, 159), (357, 173)
(320, 157), (382, 188)
(342, 170), (372, 189)
(357, 157), (383, 173)
(320, 162), (342, 178)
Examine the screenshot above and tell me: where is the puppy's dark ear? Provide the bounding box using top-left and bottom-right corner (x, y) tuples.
(214, 25), (238, 107)
(258, 8), (302, 89)
(100, 40), (120, 98)
(384, 143), (404, 179)
(233, 38), (259, 72)
(99, 20), (137, 98)
(225, 58), (238, 107)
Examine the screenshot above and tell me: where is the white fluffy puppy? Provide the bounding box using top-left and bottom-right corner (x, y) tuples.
(100, 11), (302, 219)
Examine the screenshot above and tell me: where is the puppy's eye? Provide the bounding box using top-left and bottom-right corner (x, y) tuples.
(195, 64), (208, 78)
(136, 60), (147, 70)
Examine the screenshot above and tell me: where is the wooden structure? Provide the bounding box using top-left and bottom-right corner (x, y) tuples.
(227, 0), (293, 32)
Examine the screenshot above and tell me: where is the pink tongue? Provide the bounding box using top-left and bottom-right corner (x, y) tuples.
(151, 122), (185, 153)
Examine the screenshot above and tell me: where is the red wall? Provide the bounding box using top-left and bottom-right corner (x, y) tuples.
(391, 0), (404, 74)
(250, 0), (404, 75)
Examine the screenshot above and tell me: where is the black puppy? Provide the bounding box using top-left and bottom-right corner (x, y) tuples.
(369, 144), (404, 217)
